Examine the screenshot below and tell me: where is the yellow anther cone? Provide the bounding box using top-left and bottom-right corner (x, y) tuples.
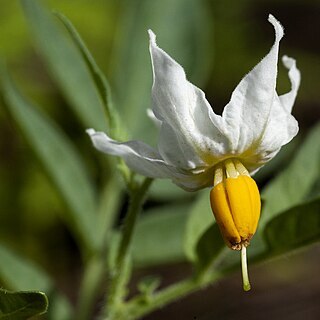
(210, 160), (261, 249)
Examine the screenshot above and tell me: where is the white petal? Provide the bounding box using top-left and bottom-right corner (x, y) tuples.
(172, 167), (214, 191)
(238, 55), (300, 172)
(222, 14), (284, 154)
(279, 55), (301, 112)
(87, 128), (213, 191)
(86, 129), (175, 178)
(148, 30), (230, 169)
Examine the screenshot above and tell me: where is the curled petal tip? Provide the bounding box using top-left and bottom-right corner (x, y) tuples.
(268, 14), (284, 40)
(148, 29), (156, 44)
(86, 128), (96, 136)
(282, 55), (295, 68)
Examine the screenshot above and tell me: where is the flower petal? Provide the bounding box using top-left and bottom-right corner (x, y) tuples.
(222, 14), (284, 154)
(146, 108), (162, 129)
(249, 56), (300, 168)
(87, 128), (214, 191)
(86, 129), (175, 178)
(148, 30), (230, 169)
(172, 168), (214, 191)
(279, 55), (301, 112)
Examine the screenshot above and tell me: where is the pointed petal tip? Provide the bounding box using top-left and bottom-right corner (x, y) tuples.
(148, 29), (156, 44)
(268, 14), (284, 40)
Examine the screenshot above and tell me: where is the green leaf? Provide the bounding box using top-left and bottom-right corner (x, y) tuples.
(111, 0), (213, 144)
(0, 67), (98, 253)
(183, 191), (213, 262)
(263, 198), (320, 256)
(0, 289), (48, 319)
(131, 204), (190, 267)
(195, 223), (225, 272)
(54, 11), (120, 138)
(21, 0), (107, 131)
(261, 123), (320, 228)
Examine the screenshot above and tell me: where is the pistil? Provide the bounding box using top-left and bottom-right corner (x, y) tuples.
(241, 245), (251, 291)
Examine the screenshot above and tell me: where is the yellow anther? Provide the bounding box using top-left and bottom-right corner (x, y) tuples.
(210, 159), (261, 249)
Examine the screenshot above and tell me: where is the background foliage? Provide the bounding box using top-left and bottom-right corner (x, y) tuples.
(0, 0), (319, 319)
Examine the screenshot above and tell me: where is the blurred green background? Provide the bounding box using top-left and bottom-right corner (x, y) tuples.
(0, 0), (319, 319)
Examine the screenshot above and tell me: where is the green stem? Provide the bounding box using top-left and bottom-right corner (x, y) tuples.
(123, 272), (222, 320)
(106, 177), (153, 318)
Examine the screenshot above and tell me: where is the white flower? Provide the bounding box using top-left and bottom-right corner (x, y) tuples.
(87, 14), (300, 192)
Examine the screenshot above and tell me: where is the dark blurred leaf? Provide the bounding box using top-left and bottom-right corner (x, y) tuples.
(0, 68), (98, 253)
(54, 12), (120, 138)
(263, 198), (320, 256)
(195, 223), (225, 272)
(111, 0), (213, 145)
(21, 0), (107, 131)
(131, 204), (189, 267)
(261, 123), (320, 228)
(0, 289), (48, 319)
(183, 191), (213, 262)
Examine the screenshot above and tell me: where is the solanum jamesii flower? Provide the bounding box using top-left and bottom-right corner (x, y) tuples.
(87, 14), (300, 290)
